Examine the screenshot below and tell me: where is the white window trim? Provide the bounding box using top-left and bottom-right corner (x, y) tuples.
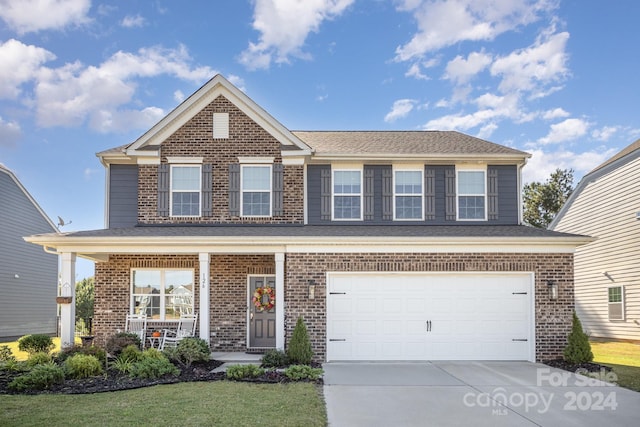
(240, 164), (273, 217)
(332, 168), (363, 221)
(170, 164), (202, 217)
(607, 285), (625, 321)
(393, 168), (424, 221)
(456, 168), (487, 221)
(130, 268), (195, 321)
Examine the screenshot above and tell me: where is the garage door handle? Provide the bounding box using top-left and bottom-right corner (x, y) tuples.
(512, 292), (527, 295)
(329, 292), (346, 295)
(512, 339), (528, 342)
(329, 339), (346, 342)
(426, 320), (431, 332)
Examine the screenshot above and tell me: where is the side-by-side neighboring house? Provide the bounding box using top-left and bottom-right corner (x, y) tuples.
(26, 75), (590, 362)
(551, 139), (640, 341)
(0, 164), (58, 339)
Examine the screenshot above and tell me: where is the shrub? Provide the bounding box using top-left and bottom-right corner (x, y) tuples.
(261, 349), (289, 368)
(56, 345), (107, 366)
(8, 363), (65, 392)
(64, 354), (104, 379)
(129, 355), (179, 379)
(26, 352), (52, 367)
(164, 337), (210, 368)
(111, 357), (134, 374)
(18, 334), (54, 355)
(226, 364), (265, 380)
(564, 311), (594, 364)
(284, 364), (323, 381)
(0, 345), (15, 363)
(287, 317), (313, 365)
(120, 345), (143, 362)
(141, 348), (165, 360)
(105, 333), (141, 357)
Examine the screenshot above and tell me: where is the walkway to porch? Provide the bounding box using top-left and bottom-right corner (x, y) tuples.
(210, 352), (263, 373)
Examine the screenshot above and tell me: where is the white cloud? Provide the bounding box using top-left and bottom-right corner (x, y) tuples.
(394, 0), (556, 62)
(0, 39), (55, 99)
(444, 51), (492, 85)
(0, 116), (22, 146)
(523, 147), (618, 183)
(477, 122), (498, 139)
(121, 14), (146, 28)
(34, 45), (215, 132)
(0, 0), (91, 34)
(541, 107), (570, 120)
(591, 126), (618, 142)
(491, 29), (570, 97)
(538, 118), (590, 145)
(405, 63), (429, 80)
(384, 99), (417, 122)
(424, 108), (501, 131)
(239, 0), (354, 70)
(173, 90), (185, 103)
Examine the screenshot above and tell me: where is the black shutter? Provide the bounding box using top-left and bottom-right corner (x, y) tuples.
(229, 163), (240, 216)
(272, 163), (284, 216)
(445, 167), (456, 221)
(201, 164), (213, 217)
(382, 167), (393, 220)
(320, 167), (332, 221)
(425, 167), (435, 220)
(363, 167), (375, 221)
(157, 163), (169, 217)
(488, 167), (498, 220)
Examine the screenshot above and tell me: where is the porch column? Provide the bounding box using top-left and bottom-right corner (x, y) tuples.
(198, 253), (210, 344)
(59, 252), (76, 349)
(275, 252), (285, 350)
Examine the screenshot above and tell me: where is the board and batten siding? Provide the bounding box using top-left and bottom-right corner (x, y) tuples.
(553, 156), (640, 340)
(0, 169), (58, 338)
(108, 164), (138, 228)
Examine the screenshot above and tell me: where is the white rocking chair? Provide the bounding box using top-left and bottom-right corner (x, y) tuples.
(160, 313), (198, 351)
(124, 314), (148, 349)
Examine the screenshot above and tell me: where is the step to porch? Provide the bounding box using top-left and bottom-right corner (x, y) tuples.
(210, 352), (264, 374)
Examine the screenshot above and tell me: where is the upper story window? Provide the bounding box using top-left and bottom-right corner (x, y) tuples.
(171, 165), (201, 216)
(241, 165), (272, 217)
(131, 269), (194, 320)
(457, 170), (486, 220)
(394, 169), (423, 220)
(333, 169), (362, 220)
(608, 286), (624, 321)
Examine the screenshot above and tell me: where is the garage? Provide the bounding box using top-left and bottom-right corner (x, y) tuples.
(326, 272), (534, 361)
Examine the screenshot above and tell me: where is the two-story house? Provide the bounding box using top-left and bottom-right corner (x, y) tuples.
(27, 75), (589, 362)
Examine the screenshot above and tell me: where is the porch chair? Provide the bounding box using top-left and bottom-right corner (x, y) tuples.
(159, 313), (198, 351)
(124, 314), (148, 349)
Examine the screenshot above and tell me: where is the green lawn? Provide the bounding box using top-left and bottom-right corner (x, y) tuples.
(1, 337), (80, 361)
(0, 382), (327, 427)
(591, 340), (640, 392)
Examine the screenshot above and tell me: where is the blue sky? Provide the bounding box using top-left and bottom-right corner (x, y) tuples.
(1, 0), (639, 279)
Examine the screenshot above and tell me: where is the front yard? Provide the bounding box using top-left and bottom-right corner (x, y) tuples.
(591, 340), (640, 392)
(0, 381), (327, 426)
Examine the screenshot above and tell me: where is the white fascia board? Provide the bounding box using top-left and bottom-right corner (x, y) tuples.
(282, 157), (306, 166)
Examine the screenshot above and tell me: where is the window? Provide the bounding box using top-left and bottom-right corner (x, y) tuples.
(608, 286), (624, 320)
(241, 165), (272, 216)
(457, 170), (486, 220)
(333, 170), (362, 220)
(171, 165), (201, 216)
(131, 269), (194, 320)
(394, 170), (423, 220)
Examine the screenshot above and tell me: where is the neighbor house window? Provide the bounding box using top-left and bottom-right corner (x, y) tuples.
(608, 286), (624, 321)
(241, 165), (272, 216)
(171, 165), (201, 216)
(131, 269), (194, 320)
(394, 169), (423, 220)
(457, 170), (486, 220)
(333, 169), (362, 220)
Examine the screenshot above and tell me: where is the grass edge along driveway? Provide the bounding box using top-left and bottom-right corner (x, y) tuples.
(1, 381), (327, 427)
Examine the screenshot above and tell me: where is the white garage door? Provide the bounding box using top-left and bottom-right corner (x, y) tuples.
(326, 273), (533, 361)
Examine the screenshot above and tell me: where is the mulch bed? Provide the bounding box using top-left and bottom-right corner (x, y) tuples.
(0, 360), (313, 395)
(543, 358), (612, 374)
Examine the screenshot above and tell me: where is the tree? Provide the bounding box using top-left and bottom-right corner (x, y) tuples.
(75, 277), (94, 321)
(563, 311), (593, 364)
(523, 168), (574, 228)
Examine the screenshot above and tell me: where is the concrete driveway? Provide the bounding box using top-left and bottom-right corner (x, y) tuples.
(323, 361), (639, 427)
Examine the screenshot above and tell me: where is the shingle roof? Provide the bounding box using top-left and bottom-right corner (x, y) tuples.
(292, 131), (530, 157)
(588, 138), (640, 174)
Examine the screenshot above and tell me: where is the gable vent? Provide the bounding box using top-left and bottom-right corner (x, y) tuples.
(213, 112), (229, 139)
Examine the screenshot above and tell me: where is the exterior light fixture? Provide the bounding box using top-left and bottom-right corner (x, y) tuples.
(547, 280), (558, 301)
(308, 280), (316, 300)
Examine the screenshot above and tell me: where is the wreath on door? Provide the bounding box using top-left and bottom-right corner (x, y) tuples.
(252, 286), (275, 312)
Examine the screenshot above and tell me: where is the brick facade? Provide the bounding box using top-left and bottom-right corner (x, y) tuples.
(93, 251), (573, 362)
(137, 95), (304, 224)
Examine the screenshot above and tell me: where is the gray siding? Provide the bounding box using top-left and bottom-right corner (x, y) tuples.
(108, 164), (138, 228)
(553, 156), (640, 340)
(0, 170), (58, 338)
(307, 164), (519, 225)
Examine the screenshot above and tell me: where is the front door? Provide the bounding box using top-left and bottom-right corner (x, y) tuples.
(249, 276), (276, 348)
